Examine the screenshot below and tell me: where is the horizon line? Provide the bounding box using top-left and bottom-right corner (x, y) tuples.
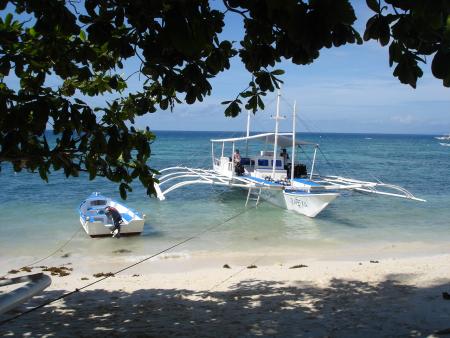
(43, 129), (443, 136)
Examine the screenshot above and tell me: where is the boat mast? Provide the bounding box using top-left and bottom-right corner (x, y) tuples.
(246, 110), (251, 157)
(310, 146), (317, 180)
(291, 100), (296, 185)
(272, 91), (281, 178)
(231, 142), (235, 177)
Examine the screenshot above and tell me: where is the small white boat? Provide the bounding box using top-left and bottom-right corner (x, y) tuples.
(79, 192), (145, 237)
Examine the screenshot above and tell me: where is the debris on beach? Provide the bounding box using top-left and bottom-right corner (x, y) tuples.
(81, 277), (89, 280)
(43, 266), (73, 277)
(93, 272), (115, 278)
(61, 253), (71, 258)
(289, 264), (308, 269)
(20, 266), (32, 272)
(132, 274), (140, 277)
(370, 260), (379, 264)
(7, 269), (20, 274)
(113, 249), (132, 254)
(247, 264), (257, 269)
(223, 264), (231, 269)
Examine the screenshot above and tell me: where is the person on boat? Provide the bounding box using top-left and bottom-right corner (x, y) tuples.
(233, 149), (244, 176)
(280, 148), (290, 169)
(105, 206), (123, 238)
(280, 148), (290, 163)
(233, 149), (241, 164)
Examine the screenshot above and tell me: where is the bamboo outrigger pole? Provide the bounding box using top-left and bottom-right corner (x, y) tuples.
(272, 91), (281, 178)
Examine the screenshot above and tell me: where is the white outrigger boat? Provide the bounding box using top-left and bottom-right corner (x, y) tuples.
(79, 192), (145, 237)
(155, 93), (425, 217)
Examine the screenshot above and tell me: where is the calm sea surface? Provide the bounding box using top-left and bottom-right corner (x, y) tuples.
(0, 131), (449, 261)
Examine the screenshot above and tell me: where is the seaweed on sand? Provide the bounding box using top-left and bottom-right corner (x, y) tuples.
(93, 272), (115, 278)
(42, 266), (73, 277)
(289, 264), (308, 269)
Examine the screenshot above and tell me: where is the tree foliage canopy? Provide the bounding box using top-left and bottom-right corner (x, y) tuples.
(0, 0), (449, 198)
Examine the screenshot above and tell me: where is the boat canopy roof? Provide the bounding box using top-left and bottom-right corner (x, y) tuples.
(210, 132), (318, 148)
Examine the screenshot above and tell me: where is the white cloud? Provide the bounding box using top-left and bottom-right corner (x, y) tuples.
(390, 114), (416, 125)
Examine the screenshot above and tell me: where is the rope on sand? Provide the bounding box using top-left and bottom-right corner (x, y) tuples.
(0, 205), (255, 326)
(206, 254), (267, 294)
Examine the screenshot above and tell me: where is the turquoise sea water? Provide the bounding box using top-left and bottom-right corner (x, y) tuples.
(0, 131), (449, 263)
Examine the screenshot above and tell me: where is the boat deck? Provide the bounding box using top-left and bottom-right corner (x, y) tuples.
(243, 176), (285, 187)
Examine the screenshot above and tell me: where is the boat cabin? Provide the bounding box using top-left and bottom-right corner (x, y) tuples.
(211, 133), (315, 181)
(79, 192), (110, 223)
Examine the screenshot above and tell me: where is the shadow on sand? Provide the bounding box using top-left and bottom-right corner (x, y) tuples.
(1, 276), (450, 337)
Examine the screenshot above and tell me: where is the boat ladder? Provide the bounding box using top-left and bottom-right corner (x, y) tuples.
(245, 187), (262, 207)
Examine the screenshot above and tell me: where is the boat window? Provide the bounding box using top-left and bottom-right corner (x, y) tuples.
(241, 157), (251, 165)
(272, 160), (282, 167)
(258, 159), (269, 167)
(91, 200), (106, 206)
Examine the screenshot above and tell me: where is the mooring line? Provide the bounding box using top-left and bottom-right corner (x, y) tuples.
(204, 201), (275, 294)
(0, 227), (82, 280)
(0, 205), (255, 326)
(206, 254), (268, 294)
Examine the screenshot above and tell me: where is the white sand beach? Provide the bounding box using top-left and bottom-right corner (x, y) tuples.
(1, 247), (450, 337)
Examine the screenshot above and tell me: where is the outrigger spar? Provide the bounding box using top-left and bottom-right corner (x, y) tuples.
(155, 92), (425, 217)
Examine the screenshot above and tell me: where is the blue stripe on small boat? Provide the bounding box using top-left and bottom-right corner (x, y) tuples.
(246, 176), (282, 186)
(292, 178), (321, 187)
(121, 213), (133, 222)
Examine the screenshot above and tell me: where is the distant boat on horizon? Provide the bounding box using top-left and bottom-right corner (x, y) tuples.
(435, 134), (450, 141)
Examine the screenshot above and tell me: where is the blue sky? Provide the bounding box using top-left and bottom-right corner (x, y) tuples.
(3, 1), (450, 134)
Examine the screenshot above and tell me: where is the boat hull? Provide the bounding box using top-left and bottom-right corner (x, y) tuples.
(283, 191), (339, 217)
(80, 218), (145, 237)
(258, 188), (338, 217)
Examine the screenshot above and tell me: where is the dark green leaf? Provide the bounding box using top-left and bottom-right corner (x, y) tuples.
(5, 13), (12, 26)
(79, 30), (87, 42)
(379, 18), (390, 46)
(119, 182), (127, 199)
(271, 69), (285, 76)
(432, 50), (450, 80)
(366, 0), (379, 13)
